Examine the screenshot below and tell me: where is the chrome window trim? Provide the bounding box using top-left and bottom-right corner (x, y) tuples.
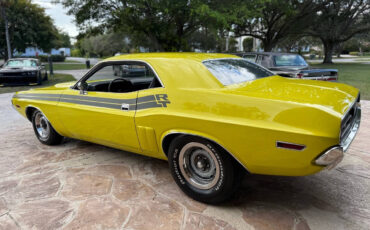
(71, 60), (165, 93)
(162, 131), (250, 173)
(275, 141), (306, 151)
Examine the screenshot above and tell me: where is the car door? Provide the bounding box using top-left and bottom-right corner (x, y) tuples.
(57, 62), (143, 152)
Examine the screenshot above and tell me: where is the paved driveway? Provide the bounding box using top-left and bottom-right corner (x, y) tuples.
(0, 93), (369, 230)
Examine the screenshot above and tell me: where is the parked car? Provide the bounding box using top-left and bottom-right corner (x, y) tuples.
(235, 52), (338, 81)
(0, 58), (48, 86)
(11, 53), (360, 203)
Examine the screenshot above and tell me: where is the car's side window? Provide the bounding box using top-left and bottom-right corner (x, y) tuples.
(83, 62), (161, 93)
(243, 55), (256, 63)
(260, 55), (269, 67)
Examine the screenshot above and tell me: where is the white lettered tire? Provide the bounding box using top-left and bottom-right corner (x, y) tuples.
(31, 110), (63, 145)
(168, 135), (242, 204)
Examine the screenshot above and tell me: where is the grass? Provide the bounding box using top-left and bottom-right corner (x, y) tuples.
(45, 63), (89, 70)
(0, 73), (76, 94)
(63, 60), (82, 63)
(312, 63), (370, 100)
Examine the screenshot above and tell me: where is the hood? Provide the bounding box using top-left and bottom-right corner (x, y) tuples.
(22, 81), (76, 93)
(0, 66), (37, 72)
(224, 76), (359, 116)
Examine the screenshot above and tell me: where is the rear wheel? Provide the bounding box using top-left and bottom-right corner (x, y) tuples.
(168, 135), (242, 204)
(31, 110), (63, 145)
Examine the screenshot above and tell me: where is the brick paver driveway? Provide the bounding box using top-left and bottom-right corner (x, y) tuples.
(0, 92), (369, 230)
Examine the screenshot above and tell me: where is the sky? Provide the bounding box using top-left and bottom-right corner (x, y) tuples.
(32, 0), (79, 41)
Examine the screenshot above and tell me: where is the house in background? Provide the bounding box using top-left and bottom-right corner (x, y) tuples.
(15, 47), (71, 57)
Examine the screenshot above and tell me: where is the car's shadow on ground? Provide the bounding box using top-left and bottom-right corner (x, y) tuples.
(60, 138), (368, 228)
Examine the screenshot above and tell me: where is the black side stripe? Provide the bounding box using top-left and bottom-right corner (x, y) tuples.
(60, 98), (124, 110)
(136, 101), (163, 110)
(14, 93), (170, 111)
(60, 94), (138, 105)
(14, 93), (156, 105)
(13, 96), (60, 102)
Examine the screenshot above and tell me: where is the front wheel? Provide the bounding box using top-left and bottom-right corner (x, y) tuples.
(32, 110), (63, 145)
(168, 136), (242, 204)
(37, 72), (42, 85)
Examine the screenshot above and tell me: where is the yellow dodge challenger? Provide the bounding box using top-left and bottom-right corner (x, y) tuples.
(11, 53), (361, 203)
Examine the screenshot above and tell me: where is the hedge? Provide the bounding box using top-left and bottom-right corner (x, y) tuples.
(39, 55), (66, 62)
(14, 55), (66, 62)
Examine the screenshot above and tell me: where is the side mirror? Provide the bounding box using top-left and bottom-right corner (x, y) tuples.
(77, 81), (88, 95)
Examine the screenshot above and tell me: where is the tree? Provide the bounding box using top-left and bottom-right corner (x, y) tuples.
(56, 32), (72, 48)
(0, 0), (60, 58)
(0, 1), (11, 59)
(243, 37), (253, 51)
(308, 0), (370, 63)
(80, 32), (130, 57)
(228, 37), (238, 52)
(233, 0), (319, 52)
(56, 0), (242, 51)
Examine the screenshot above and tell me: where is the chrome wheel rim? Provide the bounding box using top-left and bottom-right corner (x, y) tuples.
(179, 142), (220, 190)
(35, 113), (50, 140)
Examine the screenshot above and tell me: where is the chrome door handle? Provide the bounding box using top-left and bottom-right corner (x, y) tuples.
(121, 103), (130, 111)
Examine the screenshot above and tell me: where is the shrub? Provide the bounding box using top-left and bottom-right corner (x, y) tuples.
(71, 49), (82, 57)
(349, 51), (359, 56)
(309, 54), (316, 59)
(39, 55), (66, 62)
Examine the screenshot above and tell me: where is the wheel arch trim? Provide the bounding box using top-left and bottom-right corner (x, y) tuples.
(25, 105), (63, 137)
(160, 130), (250, 173)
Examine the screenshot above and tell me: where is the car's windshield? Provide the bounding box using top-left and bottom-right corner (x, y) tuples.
(273, 54), (307, 67)
(203, 58), (274, 86)
(4, 60), (37, 68)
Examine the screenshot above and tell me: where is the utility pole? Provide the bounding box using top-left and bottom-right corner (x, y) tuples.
(1, 2), (11, 59)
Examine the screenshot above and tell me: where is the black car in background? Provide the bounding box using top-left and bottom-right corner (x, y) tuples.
(235, 52), (338, 81)
(0, 58), (48, 86)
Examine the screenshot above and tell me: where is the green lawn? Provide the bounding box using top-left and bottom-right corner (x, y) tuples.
(63, 60), (82, 63)
(45, 63), (89, 70)
(0, 73), (76, 94)
(312, 63), (370, 100)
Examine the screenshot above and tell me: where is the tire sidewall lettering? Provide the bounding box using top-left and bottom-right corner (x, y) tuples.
(172, 141), (225, 192)
(172, 147), (186, 185)
(207, 144), (224, 191)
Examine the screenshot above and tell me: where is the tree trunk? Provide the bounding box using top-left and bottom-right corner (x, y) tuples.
(1, 6), (11, 59)
(323, 41), (334, 64)
(262, 40), (274, 52)
(336, 44), (342, 58)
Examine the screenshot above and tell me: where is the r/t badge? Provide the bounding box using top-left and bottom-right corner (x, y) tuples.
(155, 94), (171, 107)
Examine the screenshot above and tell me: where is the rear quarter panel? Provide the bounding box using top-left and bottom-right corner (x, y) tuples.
(137, 87), (340, 176)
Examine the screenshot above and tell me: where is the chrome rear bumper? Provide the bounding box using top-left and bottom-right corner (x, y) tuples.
(341, 105), (361, 152)
(314, 103), (361, 169)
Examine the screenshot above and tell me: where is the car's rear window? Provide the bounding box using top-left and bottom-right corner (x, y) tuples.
(273, 55), (307, 67)
(203, 58), (273, 86)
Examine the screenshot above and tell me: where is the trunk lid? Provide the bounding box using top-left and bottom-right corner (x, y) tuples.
(224, 76), (358, 116)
